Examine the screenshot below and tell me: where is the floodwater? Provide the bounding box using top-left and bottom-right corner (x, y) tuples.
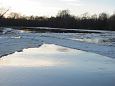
(0, 44), (115, 86)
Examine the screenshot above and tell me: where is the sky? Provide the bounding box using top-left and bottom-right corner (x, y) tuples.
(0, 0), (115, 17)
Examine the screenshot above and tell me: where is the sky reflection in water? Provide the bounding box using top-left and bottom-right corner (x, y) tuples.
(0, 44), (115, 86)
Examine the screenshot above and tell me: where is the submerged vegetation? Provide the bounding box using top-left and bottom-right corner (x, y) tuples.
(0, 9), (115, 31)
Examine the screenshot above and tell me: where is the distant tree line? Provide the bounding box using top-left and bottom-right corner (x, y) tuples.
(0, 9), (115, 30)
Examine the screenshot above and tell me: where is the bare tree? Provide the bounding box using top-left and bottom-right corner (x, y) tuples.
(99, 13), (108, 20)
(91, 14), (98, 20)
(7, 12), (21, 19)
(0, 8), (9, 18)
(57, 10), (70, 17)
(81, 12), (90, 19)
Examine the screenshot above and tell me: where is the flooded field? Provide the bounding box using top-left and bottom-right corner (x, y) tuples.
(0, 44), (115, 86)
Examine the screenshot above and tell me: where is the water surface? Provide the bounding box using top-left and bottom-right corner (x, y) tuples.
(0, 44), (115, 86)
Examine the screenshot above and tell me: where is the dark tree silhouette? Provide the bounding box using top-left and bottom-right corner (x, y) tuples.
(0, 8), (9, 18)
(109, 14), (115, 30)
(0, 9), (115, 31)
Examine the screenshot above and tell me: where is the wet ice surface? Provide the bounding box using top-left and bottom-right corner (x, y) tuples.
(40, 32), (115, 46)
(0, 28), (115, 58)
(0, 44), (115, 86)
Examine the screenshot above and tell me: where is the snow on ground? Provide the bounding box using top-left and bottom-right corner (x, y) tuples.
(0, 28), (115, 58)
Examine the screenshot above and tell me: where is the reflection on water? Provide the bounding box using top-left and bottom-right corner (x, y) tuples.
(0, 44), (73, 67)
(0, 44), (115, 86)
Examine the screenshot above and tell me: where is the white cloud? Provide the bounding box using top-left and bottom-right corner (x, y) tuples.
(61, 0), (82, 7)
(68, 3), (82, 6)
(61, 0), (78, 2)
(0, 0), (113, 16)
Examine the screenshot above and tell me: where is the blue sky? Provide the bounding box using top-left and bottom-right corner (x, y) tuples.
(0, 0), (115, 16)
